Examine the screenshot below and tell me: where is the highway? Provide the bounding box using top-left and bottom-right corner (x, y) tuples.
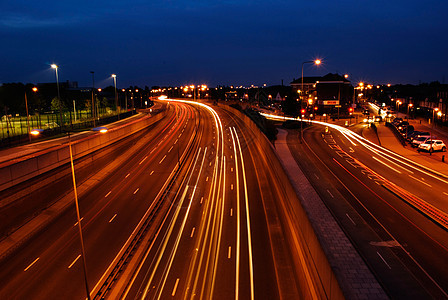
(285, 121), (448, 299)
(0, 100), (300, 299)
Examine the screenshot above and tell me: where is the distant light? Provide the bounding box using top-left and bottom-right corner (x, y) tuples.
(344, 74), (349, 78)
(111, 74), (116, 78)
(51, 64), (58, 69)
(30, 129), (43, 135)
(92, 126), (108, 133)
(314, 59), (321, 65)
(158, 95), (168, 100)
(98, 88), (102, 92)
(32, 87), (38, 92)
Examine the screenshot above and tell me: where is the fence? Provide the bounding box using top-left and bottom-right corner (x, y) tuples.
(1, 109), (136, 148)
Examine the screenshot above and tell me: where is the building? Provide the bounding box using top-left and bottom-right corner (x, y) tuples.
(291, 73), (354, 112)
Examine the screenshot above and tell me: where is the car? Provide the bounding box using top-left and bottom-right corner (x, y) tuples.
(418, 140), (446, 153)
(411, 136), (432, 148)
(392, 117), (403, 126)
(407, 131), (430, 142)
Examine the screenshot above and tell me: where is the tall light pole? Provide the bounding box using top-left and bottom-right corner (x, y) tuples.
(407, 103), (413, 120)
(433, 107), (439, 128)
(51, 64), (62, 132)
(111, 74), (118, 111)
(90, 71), (95, 127)
(68, 133), (91, 300)
(300, 59), (321, 143)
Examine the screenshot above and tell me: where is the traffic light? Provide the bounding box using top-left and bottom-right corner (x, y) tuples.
(348, 107), (354, 115)
(314, 106), (318, 111)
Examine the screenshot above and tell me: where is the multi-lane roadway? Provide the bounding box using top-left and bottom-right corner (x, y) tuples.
(285, 120), (448, 299)
(0, 100), (302, 299)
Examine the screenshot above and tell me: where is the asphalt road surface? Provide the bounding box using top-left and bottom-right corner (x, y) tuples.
(0, 100), (301, 299)
(286, 122), (448, 299)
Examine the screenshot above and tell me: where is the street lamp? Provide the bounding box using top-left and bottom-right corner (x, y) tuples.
(51, 64), (62, 132)
(24, 87), (38, 142)
(300, 59), (322, 143)
(111, 74), (118, 112)
(407, 103), (413, 120)
(90, 71), (95, 127)
(433, 108), (440, 128)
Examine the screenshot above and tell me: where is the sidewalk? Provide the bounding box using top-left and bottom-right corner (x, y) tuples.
(275, 129), (387, 300)
(361, 118), (448, 177)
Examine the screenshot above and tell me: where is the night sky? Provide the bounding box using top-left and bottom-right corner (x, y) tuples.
(1, 1), (447, 88)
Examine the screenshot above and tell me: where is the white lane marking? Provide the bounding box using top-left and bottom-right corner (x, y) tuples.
(377, 251), (392, 269)
(139, 156), (148, 165)
(109, 214), (117, 223)
(68, 254), (81, 269)
(346, 213), (356, 226)
(327, 189), (334, 198)
(105, 191), (111, 198)
(190, 227), (195, 238)
(206, 176), (209, 182)
(230, 208), (233, 216)
(314, 173), (319, 180)
(125, 173), (130, 178)
(444, 192), (448, 196)
(174, 138), (178, 144)
(159, 155), (166, 164)
(409, 175), (432, 187)
(168, 146), (173, 153)
(178, 134), (182, 138)
(24, 257), (40, 271)
(200, 197), (204, 204)
(231, 184), (234, 190)
(372, 156), (402, 174)
(74, 217), (84, 227)
(231, 167), (233, 172)
(172, 278), (180, 296)
(150, 171), (154, 175)
(133, 188), (139, 195)
(228, 246), (232, 259)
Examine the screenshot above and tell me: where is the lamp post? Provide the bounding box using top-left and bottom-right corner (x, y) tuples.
(300, 59), (321, 143)
(90, 71), (95, 127)
(407, 103), (413, 120)
(24, 87), (37, 142)
(433, 108), (439, 128)
(51, 64), (62, 132)
(68, 132), (91, 300)
(111, 74), (118, 110)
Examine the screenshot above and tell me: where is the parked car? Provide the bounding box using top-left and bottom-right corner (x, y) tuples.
(418, 140), (446, 153)
(411, 136), (433, 148)
(392, 117), (403, 126)
(407, 131), (430, 142)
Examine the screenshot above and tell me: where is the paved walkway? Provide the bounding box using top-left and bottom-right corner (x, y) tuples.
(275, 129), (387, 300)
(361, 117), (448, 177)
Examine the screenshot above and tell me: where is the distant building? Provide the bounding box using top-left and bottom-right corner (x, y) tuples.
(291, 73), (354, 111)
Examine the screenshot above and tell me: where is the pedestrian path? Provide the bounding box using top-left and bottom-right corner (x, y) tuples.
(275, 129), (387, 300)
(361, 118), (448, 177)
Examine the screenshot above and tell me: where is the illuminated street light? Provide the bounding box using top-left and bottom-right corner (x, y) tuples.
(112, 74), (118, 112)
(90, 71), (95, 127)
(300, 59), (322, 143)
(51, 64), (63, 132)
(25, 87), (38, 142)
(433, 107), (440, 127)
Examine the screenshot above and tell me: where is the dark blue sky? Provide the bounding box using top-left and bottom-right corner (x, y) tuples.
(1, 0), (447, 88)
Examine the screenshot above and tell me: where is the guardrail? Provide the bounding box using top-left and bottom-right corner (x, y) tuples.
(0, 111), (167, 194)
